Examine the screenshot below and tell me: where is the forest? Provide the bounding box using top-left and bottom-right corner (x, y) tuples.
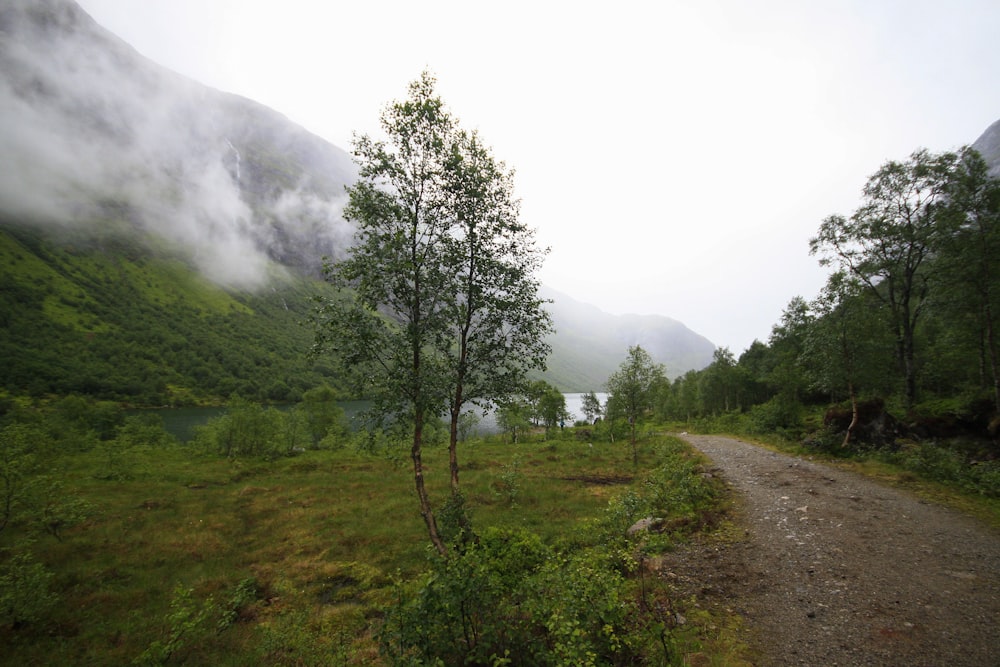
(656, 147), (1000, 484)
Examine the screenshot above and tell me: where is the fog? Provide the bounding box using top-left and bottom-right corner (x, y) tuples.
(0, 0), (353, 288)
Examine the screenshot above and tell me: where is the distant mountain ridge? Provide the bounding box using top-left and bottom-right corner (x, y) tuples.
(541, 286), (715, 389)
(972, 117), (1000, 177)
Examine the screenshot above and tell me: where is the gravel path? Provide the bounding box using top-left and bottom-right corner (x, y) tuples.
(674, 434), (1000, 666)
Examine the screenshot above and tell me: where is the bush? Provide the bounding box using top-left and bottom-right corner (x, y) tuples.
(0, 423), (40, 533)
(380, 527), (549, 664)
(599, 440), (717, 545)
(192, 399), (309, 460)
(529, 548), (637, 666)
(969, 460), (1000, 497)
(380, 526), (640, 666)
(299, 385), (348, 447)
(133, 584), (214, 666)
(0, 550), (56, 628)
(31, 478), (97, 541)
(746, 395), (804, 437)
(886, 442), (1000, 497)
(494, 455), (523, 507)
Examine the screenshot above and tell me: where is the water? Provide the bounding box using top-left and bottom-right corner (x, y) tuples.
(145, 394), (606, 442)
(134, 400), (371, 442)
(473, 392), (608, 434)
(563, 392), (608, 425)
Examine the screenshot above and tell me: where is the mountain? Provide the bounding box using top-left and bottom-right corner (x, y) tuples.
(972, 118), (1000, 177)
(0, 0), (356, 284)
(540, 286), (715, 390)
(0, 0), (715, 403)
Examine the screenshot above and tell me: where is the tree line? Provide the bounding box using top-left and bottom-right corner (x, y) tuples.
(655, 147), (1000, 450)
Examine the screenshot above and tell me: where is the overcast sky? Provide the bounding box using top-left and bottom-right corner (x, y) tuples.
(75, 0), (1000, 354)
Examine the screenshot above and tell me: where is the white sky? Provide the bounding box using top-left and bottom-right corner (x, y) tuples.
(75, 0), (1000, 354)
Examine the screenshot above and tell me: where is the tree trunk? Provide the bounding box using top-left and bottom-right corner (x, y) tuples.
(448, 404), (461, 494)
(412, 409), (447, 557)
(629, 416), (637, 466)
(842, 380), (859, 449)
(984, 301), (1000, 413)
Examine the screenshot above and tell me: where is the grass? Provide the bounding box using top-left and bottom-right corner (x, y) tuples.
(0, 429), (748, 665)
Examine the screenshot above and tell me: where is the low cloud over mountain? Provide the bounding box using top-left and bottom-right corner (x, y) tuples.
(0, 0), (356, 287)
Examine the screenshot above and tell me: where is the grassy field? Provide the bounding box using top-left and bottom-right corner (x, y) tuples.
(1, 428), (742, 665)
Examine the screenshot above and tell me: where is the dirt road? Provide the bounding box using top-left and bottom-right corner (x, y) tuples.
(674, 434), (1000, 666)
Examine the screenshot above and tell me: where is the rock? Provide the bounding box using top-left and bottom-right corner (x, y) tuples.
(627, 516), (664, 537)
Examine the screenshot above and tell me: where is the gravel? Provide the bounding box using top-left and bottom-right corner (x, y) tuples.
(671, 434), (1000, 666)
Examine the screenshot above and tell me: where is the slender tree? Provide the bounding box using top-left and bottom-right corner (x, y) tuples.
(700, 347), (739, 414)
(580, 391), (603, 424)
(672, 370), (702, 424)
(439, 128), (552, 494)
(314, 72), (551, 554)
(605, 346), (666, 464)
(804, 272), (888, 446)
(535, 383), (570, 435)
(810, 148), (957, 408)
(314, 72), (456, 555)
(767, 296), (812, 403)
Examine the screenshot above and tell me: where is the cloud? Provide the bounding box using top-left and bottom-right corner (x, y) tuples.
(0, 0), (352, 289)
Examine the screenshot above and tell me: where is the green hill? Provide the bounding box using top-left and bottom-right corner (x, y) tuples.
(0, 223), (341, 405)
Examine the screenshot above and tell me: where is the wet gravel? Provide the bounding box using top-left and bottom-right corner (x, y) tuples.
(674, 434), (1000, 666)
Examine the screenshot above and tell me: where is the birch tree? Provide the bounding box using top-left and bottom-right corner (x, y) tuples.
(314, 72), (551, 554)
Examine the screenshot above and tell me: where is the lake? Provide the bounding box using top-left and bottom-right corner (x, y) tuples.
(133, 400), (371, 442)
(146, 393), (607, 442)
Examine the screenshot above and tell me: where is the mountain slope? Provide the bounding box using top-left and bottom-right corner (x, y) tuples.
(0, 0), (356, 284)
(972, 117), (1000, 177)
(0, 223), (341, 404)
(540, 286), (715, 390)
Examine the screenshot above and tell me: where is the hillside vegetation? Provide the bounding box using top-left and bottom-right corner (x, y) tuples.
(0, 223), (342, 405)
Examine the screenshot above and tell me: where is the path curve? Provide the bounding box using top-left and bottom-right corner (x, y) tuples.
(675, 434), (1000, 666)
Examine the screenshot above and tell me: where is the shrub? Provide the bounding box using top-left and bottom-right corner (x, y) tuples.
(133, 584), (214, 666)
(0, 423), (40, 533)
(746, 395), (804, 437)
(31, 478), (97, 541)
(436, 491), (473, 546)
(379, 526), (645, 666)
(528, 548), (637, 666)
(0, 550), (56, 629)
(380, 527), (550, 664)
(494, 455), (523, 507)
(599, 441), (717, 545)
(603, 489), (645, 537)
(216, 577), (261, 633)
(969, 460), (1000, 497)
(192, 399), (310, 460)
(886, 442), (1000, 497)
